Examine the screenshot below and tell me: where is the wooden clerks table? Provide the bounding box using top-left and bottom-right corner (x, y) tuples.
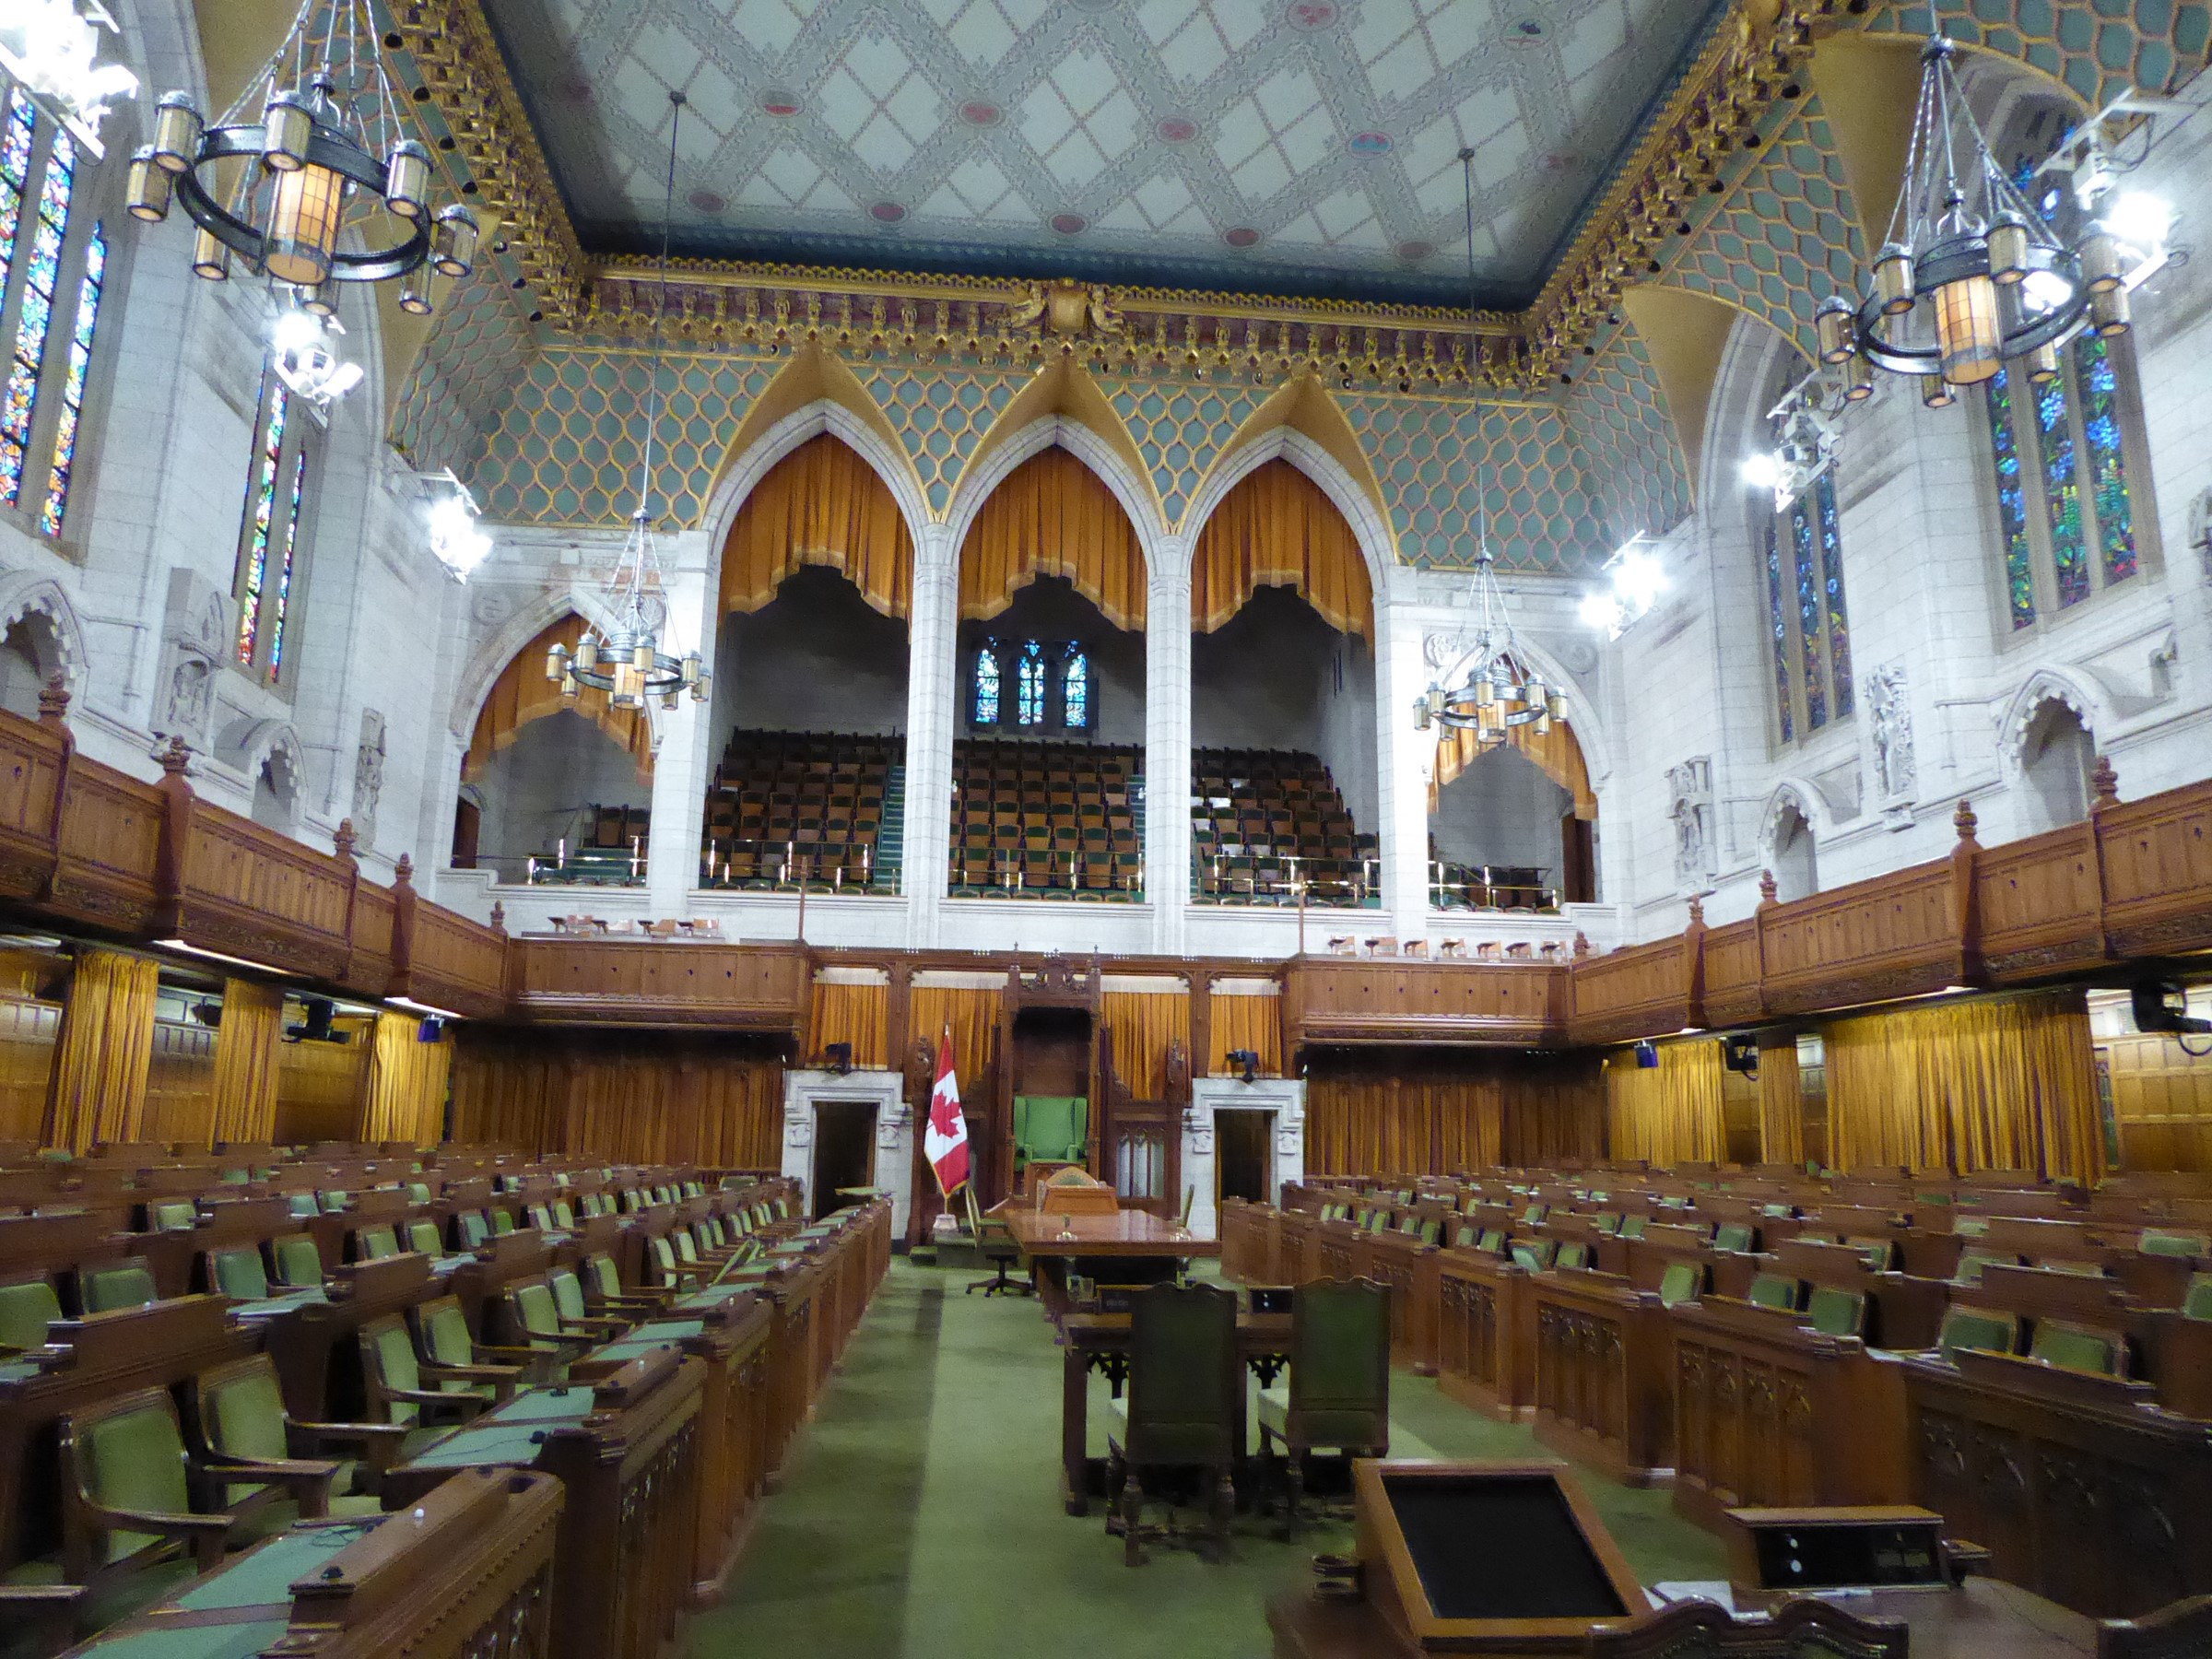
(1006, 1209), (1220, 1313)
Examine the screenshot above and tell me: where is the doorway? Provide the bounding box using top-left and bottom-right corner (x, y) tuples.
(1215, 1109), (1274, 1207)
(810, 1100), (877, 1219)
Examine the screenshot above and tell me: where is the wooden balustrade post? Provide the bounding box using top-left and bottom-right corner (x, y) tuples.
(1682, 894), (1707, 1031)
(1949, 800), (1983, 986)
(389, 853), (418, 1002)
(150, 736), (194, 936)
(2088, 755), (2119, 959)
(37, 677), (72, 853)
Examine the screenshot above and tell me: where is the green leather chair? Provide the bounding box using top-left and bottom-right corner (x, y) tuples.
(0, 1275), (63, 1353)
(1256, 1278), (1390, 1534)
(456, 1211), (490, 1250)
(1934, 1304), (2018, 1360)
(2140, 1230), (2209, 1259)
(411, 1296), (528, 1398)
(355, 1225), (400, 1261)
(188, 1354), (387, 1524)
(1012, 1095), (1088, 1171)
(1556, 1241), (1593, 1271)
(78, 1264), (157, 1314)
(1747, 1272), (1801, 1312)
(1805, 1285), (1865, 1338)
(406, 1220), (443, 1256)
(1712, 1222), (1757, 1253)
(2184, 1273), (2212, 1322)
(1510, 1239), (1557, 1272)
(1104, 1282), (1240, 1566)
(2029, 1318), (2124, 1375)
(147, 1201), (196, 1232)
(1657, 1261), (1705, 1308)
(358, 1316), (494, 1440)
(503, 1278), (600, 1365)
(268, 1236), (324, 1291)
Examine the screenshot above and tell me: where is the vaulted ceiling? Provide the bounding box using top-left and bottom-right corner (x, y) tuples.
(478, 0), (1728, 308)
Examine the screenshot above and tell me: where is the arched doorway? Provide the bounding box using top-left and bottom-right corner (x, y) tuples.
(0, 612), (63, 718)
(2019, 700), (2094, 833)
(951, 444), (1147, 899)
(1770, 798), (1818, 901)
(708, 434), (914, 892)
(1188, 459), (1376, 908)
(461, 614), (654, 883)
(1428, 707), (1595, 911)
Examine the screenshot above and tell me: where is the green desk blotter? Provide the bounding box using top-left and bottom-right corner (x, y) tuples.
(403, 1424), (554, 1468)
(478, 1386), (598, 1427)
(231, 1289), (328, 1317)
(79, 1619), (292, 1659)
(175, 1523), (376, 1611)
(588, 1321), (703, 1364)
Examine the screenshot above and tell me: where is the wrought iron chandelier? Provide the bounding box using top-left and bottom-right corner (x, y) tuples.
(0, 0), (136, 153)
(124, 0), (476, 310)
(545, 91), (706, 712)
(1815, 36), (2171, 404)
(1416, 147), (1563, 747)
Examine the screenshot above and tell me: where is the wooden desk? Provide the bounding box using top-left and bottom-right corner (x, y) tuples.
(1529, 1269), (1674, 1486)
(1436, 1250), (1536, 1421)
(55, 1468), (561, 1659)
(384, 1347), (704, 1659)
(1057, 1308), (1291, 1516)
(1006, 1209), (1220, 1260)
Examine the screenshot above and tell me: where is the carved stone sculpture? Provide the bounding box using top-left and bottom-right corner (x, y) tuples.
(1666, 757), (1714, 888)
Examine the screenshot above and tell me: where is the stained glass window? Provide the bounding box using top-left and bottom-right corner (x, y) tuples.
(1015, 640), (1046, 726)
(266, 449), (307, 680)
(1985, 368), (2038, 630)
(237, 382), (290, 665)
(1061, 648), (1088, 730)
(1764, 523), (1793, 745)
(1792, 489), (1826, 732)
(1815, 473), (1852, 719)
(0, 92), (31, 331)
(2074, 335), (2136, 586)
(0, 126), (72, 507)
(971, 642), (1001, 726)
(1983, 337), (2150, 628)
(38, 222), (101, 536)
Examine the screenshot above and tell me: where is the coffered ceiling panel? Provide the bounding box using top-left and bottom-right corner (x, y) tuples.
(479, 0), (1727, 306)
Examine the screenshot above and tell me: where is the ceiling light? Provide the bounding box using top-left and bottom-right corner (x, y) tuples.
(132, 0), (473, 304)
(0, 0), (136, 153)
(542, 91), (707, 712)
(1739, 452), (1783, 491)
(1815, 37), (2179, 394)
(1582, 538), (1665, 640)
(271, 301), (361, 406)
(418, 469), (491, 581)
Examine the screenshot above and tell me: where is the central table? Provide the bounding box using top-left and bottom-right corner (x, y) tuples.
(1057, 1307), (1293, 1516)
(1006, 1208), (1219, 1312)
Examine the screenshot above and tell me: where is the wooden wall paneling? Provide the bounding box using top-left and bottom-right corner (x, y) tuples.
(2101, 1031), (2212, 1172)
(1699, 919), (1766, 1030)
(140, 1018), (217, 1144)
(0, 695), (68, 900)
(0, 995), (58, 1142)
(274, 1022), (371, 1144)
(2097, 776), (2212, 958)
(396, 866), (512, 1019)
(45, 759), (165, 934)
(338, 879), (396, 999)
(1283, 961), (1562, 1047)
(1569, 935), (1692, 1045)
(1759, 859), (1967, 1018)
(175, 807), (357, 980)
(507, 939), (807, 1032)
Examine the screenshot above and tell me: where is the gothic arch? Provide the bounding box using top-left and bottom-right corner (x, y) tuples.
(0, 573), (87, 691)
(943, 416), (1165, 575)
(698, 397), (931, 567)
(447, 584), (646, 748)
(1183, 374), (1392, 546)
(1998, 667), (2107, 775)
(1181, 427), (1397, 604)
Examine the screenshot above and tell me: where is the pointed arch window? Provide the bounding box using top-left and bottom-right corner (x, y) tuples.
(969, 637), (1095, 734)
(1061, 645), (1089, 732)
(0, 80), (109, 540)
(1762, 471), (1853, 746)
(971, 639), (1001, 726)
(1015, 639), (1047, 727)
(235, 371), (318, 686)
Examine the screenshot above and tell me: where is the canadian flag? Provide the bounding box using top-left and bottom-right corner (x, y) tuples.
(924, 1033), (971, 1197)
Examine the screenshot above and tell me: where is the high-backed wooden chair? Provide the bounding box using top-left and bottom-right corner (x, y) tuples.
(186, 1354), (393, 1520)
(1256, 1278), (1390, 1534)
(1104, 1281), (1241, 1566)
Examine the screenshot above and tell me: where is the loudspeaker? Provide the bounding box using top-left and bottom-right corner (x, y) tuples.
(1633, 1040), (1659, 1069)
(1721, 1033), (1759, 1077)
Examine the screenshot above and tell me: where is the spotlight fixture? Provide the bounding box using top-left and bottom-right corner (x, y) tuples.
(1577, 537), (1666, 639)
(416, 468), (492, 581)
(270, 301), (362, 406)
(1740, 359), (1863, 512)
(0, 0), (137, 153)
(1227, 1048), (1261, 1085)
(1816, 38), (2182, 395)
(131, 0), (474, 303)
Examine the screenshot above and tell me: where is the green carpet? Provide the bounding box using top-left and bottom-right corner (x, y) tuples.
(692, 1260), (1724, 1658)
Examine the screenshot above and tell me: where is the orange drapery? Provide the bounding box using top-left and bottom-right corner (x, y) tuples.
(807, 979), (889, 1070)
(1192, 459), (1372, 641)
(45, 949), (159, 1153)
(1206, 990), (1282, 1078)
(1605, 1040), (1726, 1167)
(1431, 716), (1596, 819)
(721, 434), (913, 619)
(361, 1012), (452, 1145)
(959, 446), (1146, 630)
(1102, 990), (1190, 1100)
(462, 615), (653, 783)
(909, 985), (1002, 1089)
(207, 979), (284, 1148)
(1302, 1053), (1606, 1177)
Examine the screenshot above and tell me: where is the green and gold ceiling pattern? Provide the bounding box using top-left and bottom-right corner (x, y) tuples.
(390, 0), (2210, 576)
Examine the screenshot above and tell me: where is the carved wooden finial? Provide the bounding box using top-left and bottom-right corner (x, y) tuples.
(159, 735), (191, 776)
(1687, 894), (1705, 926)
(394, 853), (415, 888)
(1759, 869), (1777, 906)
(1953, 798), (1979, 842)
(36, 674), (68, 725)
(1572, 931), (1591, 960)
(2090, 755), (2120, 811)
(332, 818), (357, 861)
(489, 900), (507, 935)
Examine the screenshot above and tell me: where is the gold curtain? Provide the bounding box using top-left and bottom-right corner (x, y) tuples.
(959, 447), (1147, 629)
(722, 434), (913, 619)
(1192, 459), (1372, 641)
(448, 1035), (782, 1167)
(1101, 990), (1190, 1100)
(1206, 993), (1282, 1078)
(207, 979), (283, 1147)
(909, 985), (1001, 1088)
(462, 614), (653, 782)
(1431, 717), (1596, 819)
(807, 980), (889, 1070)
(46, 949), (159, 1154)
(361, 1012), (452, 1145)
(1758, 1038), (1806, 1167)
(1605, 1040), (1725, 1167)
(1825, 990), (2104, 1182)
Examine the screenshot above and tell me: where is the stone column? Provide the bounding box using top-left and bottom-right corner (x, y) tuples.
(901, 525), (959, 947)
(1372, 578), (1433, 938)
(1144, 547), (1193, 956)
(645, 530), (716, 918)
